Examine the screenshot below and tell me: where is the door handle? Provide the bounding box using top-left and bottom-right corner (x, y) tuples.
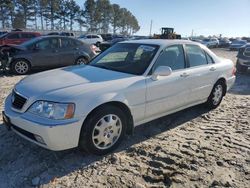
(180, 72), (189, 78)
(210, 67), (216, 71)
(53, 49), (58, 53)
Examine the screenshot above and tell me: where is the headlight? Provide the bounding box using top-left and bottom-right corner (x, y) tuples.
(28, 101), (75, 120)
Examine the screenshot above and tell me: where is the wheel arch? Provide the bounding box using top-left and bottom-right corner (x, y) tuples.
(81, 101), (134, 137)
(10, 57), (32, 68)
(216, 77), (227, 96)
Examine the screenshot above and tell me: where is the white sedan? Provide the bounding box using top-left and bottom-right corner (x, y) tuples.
(3, 40), (236, 155)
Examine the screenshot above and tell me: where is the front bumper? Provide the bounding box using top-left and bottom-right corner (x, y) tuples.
(3, 95), (85, 151)
(237, 58), (250, 67)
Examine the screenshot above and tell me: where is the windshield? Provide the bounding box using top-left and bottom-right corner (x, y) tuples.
(20, 37), (42, 48)
(0, 33), (8, 39)
(232, 40), (247, 45)
(89, 43), (159, 75)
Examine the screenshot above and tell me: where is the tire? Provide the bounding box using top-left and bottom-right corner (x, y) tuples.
(236, 61), (248, 74)
(206, 81), (225, 109)
(11, 59), (30, 75)
(79, 105), (127, 155)
(75, 57), (88, 65)
(95, 42), (101, 47)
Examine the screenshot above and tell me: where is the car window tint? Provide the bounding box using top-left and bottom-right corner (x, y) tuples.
(7, 33), (20, 39)
(61, 38), (75, 48)
(153, 45), (185, 71)
(87, 35), (92, 39)
(244, 47), (250, 57)
(186, 45), (207, 67)
(21, 33), (36, 38)
(90, 43), (159, 75)
(205, 52), (214, 64)
(36, 39), (50, 50)
(36, 38), (59, 50)
(50, 38), (59, 48)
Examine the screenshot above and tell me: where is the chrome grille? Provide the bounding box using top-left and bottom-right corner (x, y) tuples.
(11, 91), (27, 110)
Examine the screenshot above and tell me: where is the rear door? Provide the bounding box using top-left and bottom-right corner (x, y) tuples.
(58, 38), (78, 66)
(30, 38), (59, 67)
(183, 44), (218, 104)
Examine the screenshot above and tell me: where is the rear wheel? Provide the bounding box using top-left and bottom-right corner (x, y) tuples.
(206, 81), (225, 109)
(75, 57), (88, 65)
(11, 59), (30, 75)
(79, 105), (127, 155)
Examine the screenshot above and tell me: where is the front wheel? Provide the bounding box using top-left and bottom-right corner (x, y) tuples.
(11, 59), (30, 75)
(79, 105), (127, 155)
(206, 81), (225, 109)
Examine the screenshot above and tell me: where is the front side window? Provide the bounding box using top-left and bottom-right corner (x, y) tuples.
(152, 45), (185, 72)
(89, 43), (159, 75)
(205, 53), (214, 64)
(35, 38), (59, 50)
(185, 45), (207, 67)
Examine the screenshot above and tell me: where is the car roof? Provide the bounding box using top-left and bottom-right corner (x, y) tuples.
(121, 39), (201, 46)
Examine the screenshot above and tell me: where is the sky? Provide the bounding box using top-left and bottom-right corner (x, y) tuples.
(76, 0), (250, 37)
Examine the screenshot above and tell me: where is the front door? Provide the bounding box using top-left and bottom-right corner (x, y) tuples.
(145, 45), (190, 118)
(31, 38), (60, 67)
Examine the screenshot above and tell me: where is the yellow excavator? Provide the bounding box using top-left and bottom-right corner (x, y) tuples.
(153, 27), (181, 39)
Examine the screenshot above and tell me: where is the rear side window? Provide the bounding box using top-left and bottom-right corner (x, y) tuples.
(185, 45), (207, 67)
(153, 45), (185, 71)
(244, 47), (250, 57)
(86, 35), (92, 39)
(7, 33), (20, 39)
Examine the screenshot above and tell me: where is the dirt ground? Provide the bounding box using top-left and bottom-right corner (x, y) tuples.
(0, 49), (249, 188)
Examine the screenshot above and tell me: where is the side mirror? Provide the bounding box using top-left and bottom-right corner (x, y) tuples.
(151, 66), (172, 80)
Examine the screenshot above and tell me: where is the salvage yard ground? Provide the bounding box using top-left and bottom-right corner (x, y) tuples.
(0, 49), (249, 187)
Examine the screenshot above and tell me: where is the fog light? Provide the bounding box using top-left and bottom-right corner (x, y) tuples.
(34, 134), (45, 145)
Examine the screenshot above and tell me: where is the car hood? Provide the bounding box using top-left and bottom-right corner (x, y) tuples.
(15, 65), (136, 101)
(0, 44), (26, 51)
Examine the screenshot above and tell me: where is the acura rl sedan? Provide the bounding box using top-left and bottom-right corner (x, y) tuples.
(2, 40), (236, 155)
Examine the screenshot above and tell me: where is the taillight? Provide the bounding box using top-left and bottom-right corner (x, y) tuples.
(90, 45), (97, 52)
(232, 66), (236, 75)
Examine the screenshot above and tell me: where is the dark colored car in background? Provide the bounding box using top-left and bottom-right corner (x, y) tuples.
(229, 40), (247, 51)
(3, 36), (96, 75)
(99, 35), (129, 51)
(218, 38), (231, 48)
(236, 44), (250, 73)
(0, 31), (41, 45)
(47, 32), (74, 37)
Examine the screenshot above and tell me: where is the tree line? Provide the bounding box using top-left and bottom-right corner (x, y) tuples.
(0, 0), (140, 35)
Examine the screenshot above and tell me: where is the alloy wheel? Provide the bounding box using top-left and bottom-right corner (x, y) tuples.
(212, 85), (223, 105)
(15, 61), (29, 74)
(92, 114), (122, 150)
